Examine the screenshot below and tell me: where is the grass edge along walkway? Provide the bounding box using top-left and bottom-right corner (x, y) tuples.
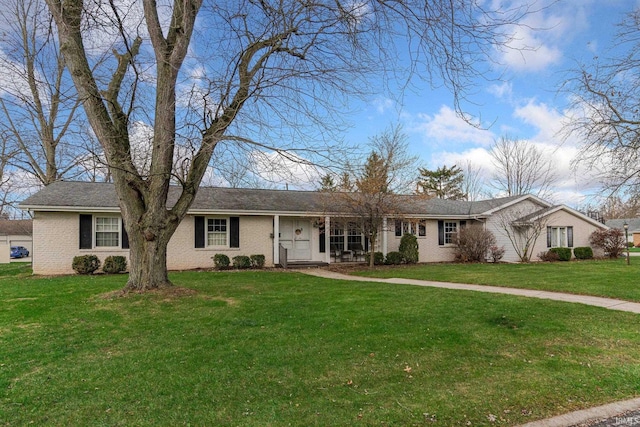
(302, 268), (640, 427)
(300, 269), (640, 314)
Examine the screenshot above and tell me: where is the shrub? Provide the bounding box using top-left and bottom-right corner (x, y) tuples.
(573, 246), (593, 260)
(549, 247), (572, 261)
(72, 255), (101, 275)
(250, 254), (266, 269)
(232, 255), (252, 269)
(454, 224), (497, 263)
(398, 234), (419, 264)
(538, 250), (560, 262)
(489, 246), (505, 263)
(213, 254), (230, 269)
(365, 252), (385, 265)
(385, 251), (404, 265)
(103, 256), (127, 274)
(629, 242), (635, 248)
(589, 228), (626, 258)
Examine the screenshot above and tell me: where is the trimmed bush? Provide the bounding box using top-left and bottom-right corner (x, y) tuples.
(365, 252), (385, 265)
(103, 256), (127, 274)
(549, 247), (572, 261)
(538, 250), (560, 262)
(72, 255), (101, 275)
(573, 246), (593, 260)
(398, 234), (419, 264)
(250, 254), (266, 269)
(232, 255), (252, 269)
(213, 254), (230, 269)
(385, 251), (404, 265)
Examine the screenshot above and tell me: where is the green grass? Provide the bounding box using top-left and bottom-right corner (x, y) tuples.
(351, 258), (640, 302)
(2, 267), (640, 425)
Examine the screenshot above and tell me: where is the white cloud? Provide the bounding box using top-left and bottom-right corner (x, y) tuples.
(413, 105), (495, 147)
(487, 82), (513, 100)
(372, 97), (395, 115)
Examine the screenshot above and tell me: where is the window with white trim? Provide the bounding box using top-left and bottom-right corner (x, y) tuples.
(444, 221), (458, 244)
(330, 222), (345, 251)
(95, 217), (120, 247)
(548, 226), (573, 248)
(207, 218), (228, 246)
(395, 219), (427, 237)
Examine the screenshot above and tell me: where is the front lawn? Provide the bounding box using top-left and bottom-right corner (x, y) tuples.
(351, 258), (640, 302)
(2, 267), (640, 426)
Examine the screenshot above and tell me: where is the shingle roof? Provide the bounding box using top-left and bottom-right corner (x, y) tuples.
(19, 181), (527, 217)
(606, 218), (640, 232)
(0, 219), (33, 236)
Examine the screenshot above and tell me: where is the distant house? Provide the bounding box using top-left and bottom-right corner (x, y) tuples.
(605, 218), (640, 246)
(0, 219), (33, 253)
(19, 181), (607, 275)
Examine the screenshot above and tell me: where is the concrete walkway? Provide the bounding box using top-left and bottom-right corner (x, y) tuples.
(300, 268), (640, 314)
(298, 268), (640, 427)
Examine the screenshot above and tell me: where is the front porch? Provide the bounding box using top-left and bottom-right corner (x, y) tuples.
(274, 215), (380, 268)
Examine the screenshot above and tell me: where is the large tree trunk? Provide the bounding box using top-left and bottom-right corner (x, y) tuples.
(125, 228), (173, 291)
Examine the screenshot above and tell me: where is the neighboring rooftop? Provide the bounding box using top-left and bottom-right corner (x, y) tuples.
(606, 218), (640, 232)
(0, 219), (33, 236)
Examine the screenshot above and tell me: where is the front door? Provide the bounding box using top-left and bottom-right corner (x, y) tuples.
(280, 219), (311, 260)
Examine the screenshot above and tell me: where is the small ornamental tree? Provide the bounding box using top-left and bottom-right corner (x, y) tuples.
(589, 228), (626, 258)
(454, 223), (497, 262)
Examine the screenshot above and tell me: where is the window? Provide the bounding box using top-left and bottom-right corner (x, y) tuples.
(95, 217), (120, 247)
(444, 221), (458, 244)
(207, 218), (227, 246)
(347, 222), (363, 250)
(418, 220), (426, 237)
(395, 219), (427, 237)
(330, 222), (345, 251)
(547, 226), (573, 248)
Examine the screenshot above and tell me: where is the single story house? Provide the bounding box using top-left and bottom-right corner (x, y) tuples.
(605, 218), (640, 246)
(19, 181), (607, 275)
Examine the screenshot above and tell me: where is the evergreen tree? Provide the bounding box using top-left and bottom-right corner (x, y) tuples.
(418, 165), (467, 200)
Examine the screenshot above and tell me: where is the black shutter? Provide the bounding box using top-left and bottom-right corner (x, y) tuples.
(395, 220), (402, 237)
(547, 227), (552, 248)
(319, 223), (326, 253)
(79, 214), (92, 249)
(194, 216), (205, 248)
(460, 220), (466, 229)
(567, 226), (574, 247)
(438, 220), (444, 245)
(364, 236), (369, 252)
(230, 217), (240, 248)
(121, 219), (129, 249)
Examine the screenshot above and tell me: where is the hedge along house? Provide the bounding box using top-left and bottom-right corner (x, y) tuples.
(19, 181), (607, 274)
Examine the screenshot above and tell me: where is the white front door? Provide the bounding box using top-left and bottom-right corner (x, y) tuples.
(280, 219), (311, 260)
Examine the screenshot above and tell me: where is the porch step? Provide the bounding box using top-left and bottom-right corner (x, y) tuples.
(281, 261), (329, 269)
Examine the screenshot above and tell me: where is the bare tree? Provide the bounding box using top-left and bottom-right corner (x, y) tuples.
(0, 0), (86, 186)
(43, 0), (530, 290)
(563, 9), (640, 198)
(336, 126), (418, 267)
(489, 135), (557, 199)
(493, 204), (549, 262)
(461, 160), (487, 201)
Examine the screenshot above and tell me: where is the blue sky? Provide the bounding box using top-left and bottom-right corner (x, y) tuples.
(336, 0), (639, 207)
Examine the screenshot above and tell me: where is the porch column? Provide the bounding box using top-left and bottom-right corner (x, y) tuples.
(325, 216), (331, 263)
(273, 215), (280, 265)
(382, 216), (388, 256)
